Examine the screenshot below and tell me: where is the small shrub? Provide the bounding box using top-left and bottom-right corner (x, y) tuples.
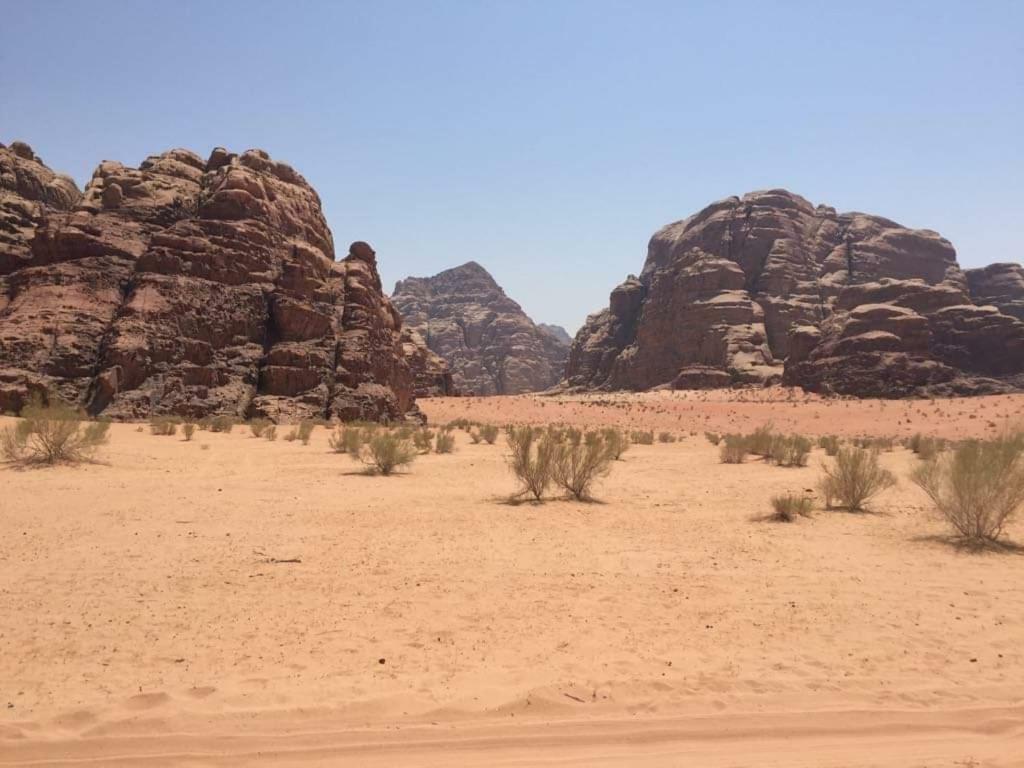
(0, 397), (109, 465)
(249, 419), (271, 438)
(412, 428), (434, 453)
(183, 422), (196, 441)
(719, 434), (747, 464)
(480, 424), (500, 444)
(359, 431), (416, 475)
(263, 425), (277, 441)
(746, 424), (775, 457)
(149, 417), (178, 436)
(658, 431), (676, 444)
(469, 429), (483, 444)
(435, 429), (456, 453)
(769, 435), (811, 467)
(602, 428), (630, 460)
(209, 415), (234, 433)
(912, 434), (1024, 544)
(551, 431), (613, 500)
(818, 435), (840, 456)
(704, 431), (721, 446)
(631, 430), (654, 445)
(297, 420), (315, 445)
(506, 426), (556, 501)
(820, 447), (896, 512)
(770, 493), (813, 522)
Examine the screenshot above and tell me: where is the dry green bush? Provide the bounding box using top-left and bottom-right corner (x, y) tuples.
(704, 431), (721, 446)
(249, 419), (271, 438)
(263, 425), (277, 441)
(771, 493), (813, 522)
(1, 397), (110, 465)
(435, 429), (456, 453)
(330, 426), (364, 454)
(448, 418), (474, 431)
(149, 416), (179, 436)
(719, 434), (747, 464)
(820, 447), (896, 512)
(208, 415), (234, 433)
(297, 420), (315, 445)
(183, 422), (196, 441)
(631, 430), (654, 445)
(506, 426), (556, 501)
(768, 435), (812, 467)
(358, 431), (416, 475)
(412, 428), (435, 453)
(818, 435), (841, 456)
(551, 431), (612, 500)
(479, 424), (500, 444)
(602, 428), (629, 460)
(745, 424), (775, 457)
(912, 434), (1024, 544)
(658, 431), (676, 443)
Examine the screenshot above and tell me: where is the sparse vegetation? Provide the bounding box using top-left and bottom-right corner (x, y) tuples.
(770, 493), (813, 522)
(435, 428), (456, 453)
(551, 431), (612, 500)
(767, 434), (811, 467)
(1, 397), (110, 465)
(412, 428), (435, 453)
(506, 426), (556, 501)
(818, 435), (840, 456)
(358, 431), (417, 475)
(479, 424), (500, 444)
(719, 434), (747, 464)
(658, 431), (676, 443)
(704, 431), (721, 446)
(912, 433), (1024, 544)
(183, 422), (196, 441)
(631, 430), (654, 445)
(149, 416), (179, 436)
(208, 415), (234, 433)
(602, 427), (629, 460)
(249, 419), (271, 438)
(820, 447), (896, 512)
(263, 425), (277, 441)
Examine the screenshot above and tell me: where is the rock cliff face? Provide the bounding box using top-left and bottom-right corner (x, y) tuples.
(565, 190), (1024, 396)
(538, 323), (572, 346)
(392, 262), (569, 395)
(0, 140), (418, 421)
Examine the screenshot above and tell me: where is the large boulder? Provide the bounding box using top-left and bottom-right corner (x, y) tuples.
(392, 261), (569, 395)
(565, 189), (1024, 396)
(0, 141), (419, 421)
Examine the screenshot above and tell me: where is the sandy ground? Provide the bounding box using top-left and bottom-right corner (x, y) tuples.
(2, 394), (1024, 766)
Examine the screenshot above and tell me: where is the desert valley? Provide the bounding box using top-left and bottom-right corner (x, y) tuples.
(3, 39), (1024, 764)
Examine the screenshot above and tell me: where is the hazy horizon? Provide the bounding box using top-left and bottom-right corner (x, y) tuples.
(2, 0), (1021, 333)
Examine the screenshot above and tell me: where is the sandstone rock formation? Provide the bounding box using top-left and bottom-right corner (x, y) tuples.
(565, 190), (1024, 396)
(538, 323), (572, 346)
(0, 140), (419, 422)
(392, 261), (569, 395)
(399, 326), (457, 397)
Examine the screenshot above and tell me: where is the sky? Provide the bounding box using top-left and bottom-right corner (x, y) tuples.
(2, 1), (1021, 333)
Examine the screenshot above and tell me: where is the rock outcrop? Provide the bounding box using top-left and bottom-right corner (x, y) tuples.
(392, 261), (569, 395)
(565, 190), (1024, 396)
(538, 323), (572, 346)
(399, 326), (458, 397)
(0, 140), (419, 421)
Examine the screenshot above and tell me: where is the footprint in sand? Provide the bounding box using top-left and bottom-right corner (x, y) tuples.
(124, 691), (171, 710)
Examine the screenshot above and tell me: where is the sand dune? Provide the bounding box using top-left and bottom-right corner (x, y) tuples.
(2, 394), (1023, 765)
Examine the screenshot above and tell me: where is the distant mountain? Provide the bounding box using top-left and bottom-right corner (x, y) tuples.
(538, 323), (572, 346)
(392, 262), (570, 395)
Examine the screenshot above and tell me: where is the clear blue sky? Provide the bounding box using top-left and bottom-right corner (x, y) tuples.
(2, 1), (1021, 333)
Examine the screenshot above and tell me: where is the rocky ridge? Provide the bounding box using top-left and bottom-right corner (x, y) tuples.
(565, 190), (1024, 397)
(0, 140), (419, 422)
(392, 261), (569, 395)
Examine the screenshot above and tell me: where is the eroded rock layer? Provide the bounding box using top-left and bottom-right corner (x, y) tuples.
(392, 261), (569, 395)
(565, 190), (1024, 396)
(0, 141), (418, 421)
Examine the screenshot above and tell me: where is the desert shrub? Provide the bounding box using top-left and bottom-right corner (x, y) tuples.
(746, 424), (775, 457)
(358, 431), (416, 475)
(412, 428), (435, 453)
(330, 426), (365, 454)
(564, 426), (583, 446)
(469, 429), (483, 444)
(506, 426), (556, 500)
(149, 416), (179, 436)
(183, 422), (196, 441)
(658, 431), (676, 443)
(704, 431), (721, 446)
(448, 418), (473, 431)
(907, 433), (941, 460)
(297, 420), (314, 445)
(770, 493), (813, 522)
(818, 435), (841, 456)
(602, 428), (629, 460)
(551, 431), (612, 500)
(479, 424), (500, 444)
(912, 434), (1024, 544)
(328, 426), (347, 452)
(769, 435), (811, 467)
(249, 419), (271, 438)
(208, 415), (234, 433)
(631, 430), (654, 445)
(719, 434), (747, 464)
(435, 429), (456, 453)
(264, 425), (277, 441)
(820, 447), (896, 512)
(0, 397), (109, 465)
